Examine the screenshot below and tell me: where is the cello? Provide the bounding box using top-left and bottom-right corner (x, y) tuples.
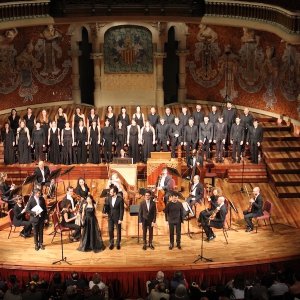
(155, 175), (166, 212)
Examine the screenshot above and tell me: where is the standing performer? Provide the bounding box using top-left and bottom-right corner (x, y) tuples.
(23, 107), (35, 137)
(106, 186), (124, 250)
(26, 188), (48, 251)
(241, 107), (254, 144)
(61, 122), (75, 165)
(156, 118), (170, 152)
(16, 120), (31, 164)
(199, 116), (213, 161)
(141, 120), (155, 162)
(183, 117), (198, 161)
(32, 122), (46, 162)
(169, 117), (183, 158)
(179, 106), (190, 127)
(2, 122), (15, 165)
(55, 107), (67, 135)
(201, 196), (227, 241)
(156, 168), (175, 205)
(87, 107), (100, 129)
(13, 196), (32, 237)
(75, 119), (88, 164)
(208, 105), (219, 126)
(0, 172), (16, 210)
(105, 105), (115, 129)
(72, 107), (86, 131)
(213, 115), (227, 163)
(115, 121), (126, 157)
(88, 120), (101, 164)
(48, 121), (60, 164)
(132, 105), (145, 129)
(117, 106), (130, 129)
(127, 119), (141, 164)
(147, 106), (160, 129)
(165, 192), (184, 250)
(75, 177), (90, 200)
(185, 175), (203, 208)
(38, 109), (50, 144)
(101, 119), (115, 163)
(8, 108), (20, 136)
(139, 190), (156, 250)
(222, 101), (236, 156)
(243, 186), (263, 232)
(192, 104), (205, 128)
(247, 119), (263, 164)
(164, 107), (175, 125)
(230, 116), (244, 163)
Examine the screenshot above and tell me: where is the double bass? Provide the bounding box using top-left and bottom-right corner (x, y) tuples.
(155, 175), (165, 212)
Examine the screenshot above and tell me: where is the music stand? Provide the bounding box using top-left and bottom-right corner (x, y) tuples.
(60, 166), (75, 186)
(100, 189), (110, 198)
(193, 226), (213, 263)
(182, 202), (195, 239)
(23, 174), (37, 186)
(226, 198), (239, 232)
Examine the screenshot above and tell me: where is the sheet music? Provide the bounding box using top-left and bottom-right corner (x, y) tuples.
(31, 204), (43, 215)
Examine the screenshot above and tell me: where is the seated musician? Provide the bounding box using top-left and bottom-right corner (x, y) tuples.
(75, 177), (90, 200)
(34, 160), (55, 197)
(60, 186), (76, 212)
(186, 149), (203, 180)
(243, 186), (263, 232)
(61, 201), (81, 242)
(198, 187), (220, 224)
(185, 175), (203, 209)
(200, 196), (227, 241)
(13, 196), (32, 237)
(0, 172), (16, 210)
(155, 168), (175, 205)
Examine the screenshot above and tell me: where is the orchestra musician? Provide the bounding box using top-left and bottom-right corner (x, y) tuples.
(243, 186), (263, 232)
(165, 192), (184, 250)
(13, 196), (32, 238)
(185, 175), (203, 208)
(60, 186), (77, 212)
(138, 190), (156, 250)
(200, 196), (227, 241)
(34, 160), (54, 197)
(155, 168), (175, 206)
(25, 188), (48, 251)
(186, 149), (203, 180)
(0, 172), (16, 210)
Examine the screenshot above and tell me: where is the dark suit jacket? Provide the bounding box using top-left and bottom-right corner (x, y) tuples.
(199, 122), (213, 141)
(210, 204), (227, 228)
(13, 204), (26, 226)
(164, 114), (175, 125)
(156, 175), (175, 192)
(34, 166), (51, 184)
(183, 125), (198, 143)
(247, 126), (263, 144)
(156, 123), (170, 142)
(178, 113), (190, 127)
(241, 113), (254, 130)
(25, 195), (47, 224)
(192, 111), (205, 127)
(222, 108), (236, 128)
(165, 201), (184, 224)
(208, 112), (218, 124)
(213, 122), (227, 141)
(169, 124), (183, 142)
(138, 200), (157, 223)
(230, 123), (245, 142)
(107, 195), (124, 222)
(189, 182), (204, 203)
(251, 194), (263, 215)
(187, 155), (203, 168)
(147, 114), (160, 128)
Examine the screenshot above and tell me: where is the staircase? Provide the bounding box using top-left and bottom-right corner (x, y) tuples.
(227, 163), (268, 183)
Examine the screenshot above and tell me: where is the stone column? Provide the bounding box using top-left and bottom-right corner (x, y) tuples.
(70, 43), (81, 104)
(176, 49), (189, 103)
(90, 52), (103, 108)
(154, 52), (167, 107)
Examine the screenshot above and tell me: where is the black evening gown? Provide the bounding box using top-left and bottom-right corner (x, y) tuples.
(62, 128), (74, 165)
(73, 114), (83, 131)
(133, 113), (144, 128)
(75, 127), (88, 164)
(57, 115), (66, 133)
(77, 206), (105, 253)
(18, 129), (31, 164)
(3, 129), (15, 164)
(87, 114), (99, 127)
(8, 115), (20, 136)
(128, 125), (140, 163)
(89, 127), (100, 164)
(106, 114), (115, 129)
(48, 128), (60, 164)
(115, 127), (126, 156)
(23, 114), (35, 136)
(142, 128), (154, 162)
(40, 120), (50, 143)
(101, 126), (114, 163)
(32, 128), (45, 161)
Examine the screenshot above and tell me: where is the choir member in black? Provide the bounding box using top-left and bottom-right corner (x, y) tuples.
(61, 122), (75, 165)
(138, 190), (156, 250)
(8, 108), (20, 136)
(88, 120), (100, 164)
(141, 120), (155, 162)
(2, 122), (15, 165)
(213, 115), (227, 163)
(208, 105), (219, 125)
(198, 187), (220, 224)
(192, 104), (205, 128)
(243, 186), (263, 232)
(247, 119), (263, 164)
(106, 186), (124, 250)
(38, 109), (50, 143)
(23, 107), (35, 137)
(75, 119), (88, 164)
(87, 107), (100, 129)
(132, 105), (145, 129)
(0, 172), (16, 210)
(32, 122), (45, 162)
(183, 117), (198, 161)
(127, 119), (141, 164)
(34, 160), (51, 188)
(222, 101), (236, 156)
(165, 192), (184, 250)
(199, 116), (213, 161)
(72, 107), (86, 131)
(117, 106), (130, 129)
(185, 175), (203, 208)
(230, 116), (244, 163)
(13, 196), (32, 237)
(61, 200), (81, 242)
(201, 196), (227, 241)
(169, 117), (183, 158)
(101, 119), (115, 163)
(115, 121), (126, 157)
(179, 106), (190, 127)
(48, 121), (61, 164)
(105, 105), (115, 129)
(186, 149), (203, 180)
(16, 120), (31, 164)
(147, 106), (160, 129)
(26, 188), (48, 251)
(164, 107), (175, 125)
(75, 177), (90, 200)
(156, 117), (170, 152)
(55, 106), (67, 134)
(240, 107), (254, 144)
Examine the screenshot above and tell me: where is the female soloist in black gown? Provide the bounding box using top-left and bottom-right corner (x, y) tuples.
(78, 196), (105, 253)
(48, 122), (60, 164)
(16, 121), (31, 164)
(2, 123), (15, 165)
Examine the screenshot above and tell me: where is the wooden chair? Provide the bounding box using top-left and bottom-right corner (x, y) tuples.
(51, 210), (71, 243)
(254, 200), (274, 233)
(7, 209), (21, 239)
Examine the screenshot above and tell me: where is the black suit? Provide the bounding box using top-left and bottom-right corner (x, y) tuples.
(243, 194), (263, 229)
(230, 123), (245, 162)
(247, 125), (263, 163)
(208, 112), (218, 125)
(186, 182), (204, 207)
(13, 203), (32, 236)
(34, 166), (51, 185)
(0, 182), (14, 209)
(223, 108), (236, 156)
(178, 113), (190, 127)
(184, 125), (198, 159)
(139, 199), (156, 245)
(156, 123), (170, 151)
(199, 122), (213, 159)
(165, 201), (184, 246)
(147, 114), (160, 129)
(26, 195), (48, 247)
(214, 121), (227, 161)
(192, 111), (205, 127)
(164, 114), (175, 125)
(169, 123), (183, 158)
(107, 195), (124, 246)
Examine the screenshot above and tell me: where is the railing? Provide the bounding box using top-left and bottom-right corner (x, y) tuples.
(205, 0), (300, 34)
(0, 0), (50, 21)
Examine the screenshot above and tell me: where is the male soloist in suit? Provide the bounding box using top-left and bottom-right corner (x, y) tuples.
(107, 186), (124, 250)
(139, 190), (157, 250)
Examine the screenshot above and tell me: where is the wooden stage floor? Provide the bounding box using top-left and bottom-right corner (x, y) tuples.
(0, 180), (300, 273)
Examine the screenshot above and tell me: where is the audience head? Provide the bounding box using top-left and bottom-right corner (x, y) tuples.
(156, 271), (165, 282)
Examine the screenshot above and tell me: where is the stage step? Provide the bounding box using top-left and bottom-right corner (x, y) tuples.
(228, 176), (269, 183)
(276, 186), (300, 198)
(264, 151), (300, 162)
(262, 141), (300, 151)
(228, 164), (268, 183)
(270, 174), (300, 186)
(261, 122), (292, 132)
(267, 162), (300, 174)
(263, 132), (299, 141)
